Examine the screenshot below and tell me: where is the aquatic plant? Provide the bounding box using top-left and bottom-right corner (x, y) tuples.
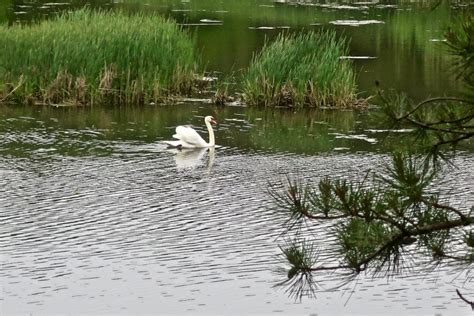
(0, 9), (198, 106)
(242, 31), (359, 108)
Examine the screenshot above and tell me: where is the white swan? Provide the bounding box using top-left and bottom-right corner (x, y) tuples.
(163, 115), (217, 148)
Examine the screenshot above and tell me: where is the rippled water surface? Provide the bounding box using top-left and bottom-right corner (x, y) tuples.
(1, 104), (473, 315)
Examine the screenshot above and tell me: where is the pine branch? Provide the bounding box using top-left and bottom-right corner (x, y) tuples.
(307, 216), (474, 273)
(433, 133), (474, 147)
(424, 114), (474, 127)
(396, 97), (474, 121)
(411, 216), (474, 233)
(405, 116), (474, 136)
(422, 198), (468, 221)
(456, 289), (474, 310)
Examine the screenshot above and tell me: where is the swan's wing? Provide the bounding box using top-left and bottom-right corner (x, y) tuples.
(173, 125), (207, 147)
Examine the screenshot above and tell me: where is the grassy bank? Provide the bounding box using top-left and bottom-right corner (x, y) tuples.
(0, 9), (198, 106)
(242, 31), (359, 108)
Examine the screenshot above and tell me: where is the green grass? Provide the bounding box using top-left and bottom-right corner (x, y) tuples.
(0, 9), (198, 106)
(242, 30), (359, 108)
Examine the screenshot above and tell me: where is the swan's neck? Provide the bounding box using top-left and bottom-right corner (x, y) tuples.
(205, 121), (215, 147)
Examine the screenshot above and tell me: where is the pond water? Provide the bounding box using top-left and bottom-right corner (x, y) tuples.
(1, 103), (473, 315)
(1, 0), (474, 315)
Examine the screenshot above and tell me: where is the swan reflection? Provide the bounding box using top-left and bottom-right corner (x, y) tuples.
(167, 147), (215, 170)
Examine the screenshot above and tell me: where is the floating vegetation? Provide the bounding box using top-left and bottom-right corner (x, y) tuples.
(242, 31), (360, 108)
(0, 9), (199, 106)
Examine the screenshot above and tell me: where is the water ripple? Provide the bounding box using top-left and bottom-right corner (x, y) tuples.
(1, 143), (473, 314)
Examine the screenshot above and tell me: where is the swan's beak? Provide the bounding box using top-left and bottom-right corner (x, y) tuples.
(211, 118), (217, 125)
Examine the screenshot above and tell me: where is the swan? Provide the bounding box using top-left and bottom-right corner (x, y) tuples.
(163, 115), (217, 148)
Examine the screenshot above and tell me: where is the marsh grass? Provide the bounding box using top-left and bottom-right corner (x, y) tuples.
(0, 9), (198, 106)
(242, 31), (359, 108)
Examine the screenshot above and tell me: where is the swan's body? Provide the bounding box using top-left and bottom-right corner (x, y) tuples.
(163, 116), (217, 148)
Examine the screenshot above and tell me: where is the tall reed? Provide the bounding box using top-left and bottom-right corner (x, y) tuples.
(242, 31), (358, 108)
(0, 9), (198, 106)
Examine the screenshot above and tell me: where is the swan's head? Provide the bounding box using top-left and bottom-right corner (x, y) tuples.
(205, 115), (217, 125)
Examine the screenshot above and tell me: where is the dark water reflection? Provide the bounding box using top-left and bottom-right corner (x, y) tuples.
(1, 104), (473, 314)
(4, 103), (471, 157)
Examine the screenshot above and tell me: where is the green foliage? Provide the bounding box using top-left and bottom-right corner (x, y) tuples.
(242, 31), (359, 108)
(281, 241), (317, 278)
(380, 152), (437, 204)
(312, 177), (338, 216)
(445, 14), (474, 91)
(0, 9), (198, 106)
(417, 203), (450, 258)
(375, 92), (473, 158)
(337, 218), (392, 271)
(327, 178), (378, 218)
(277, 240), (318, 300)
(273, 153), (473, 297)
(269, 177), (313, 224)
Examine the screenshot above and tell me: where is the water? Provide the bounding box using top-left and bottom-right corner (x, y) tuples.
(1, 104), (473, 314)
(1, 0), (474, 314)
